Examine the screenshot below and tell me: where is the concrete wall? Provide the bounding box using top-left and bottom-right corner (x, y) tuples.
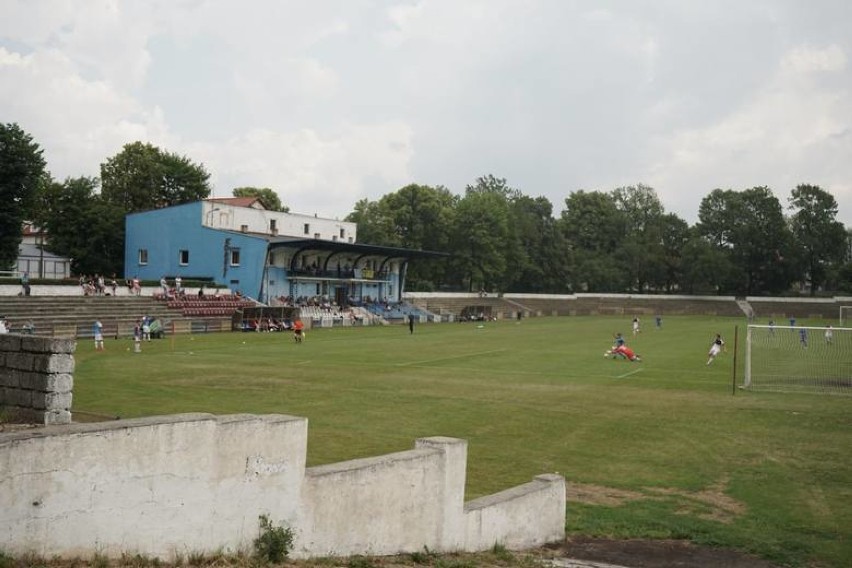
(0, 414), (565, 560)
(0, 334), (74, 425)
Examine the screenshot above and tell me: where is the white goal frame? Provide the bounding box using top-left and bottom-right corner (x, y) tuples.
(744, 324), (852, 395)
(840, 306), (852, 326)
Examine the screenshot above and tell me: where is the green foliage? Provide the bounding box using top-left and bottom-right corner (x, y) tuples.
(0, 123), (46, 270)
(490, 543), (514, 562)
(409, 546), (437, 564)
(100, 141), (211, 213)
(788, 184), (848, 295)
(253, 514), (294, 564)
(0, 551), (12, 568)
(346, 556), (375, 568)
(232, 187), (289, 212)
(32, 177), (125, 276)
(697, 187), (796, 294)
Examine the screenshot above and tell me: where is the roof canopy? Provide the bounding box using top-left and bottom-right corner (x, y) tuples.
(267, 238), (449, 260)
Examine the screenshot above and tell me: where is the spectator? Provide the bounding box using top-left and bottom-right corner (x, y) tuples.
(21, 272), (31, 296)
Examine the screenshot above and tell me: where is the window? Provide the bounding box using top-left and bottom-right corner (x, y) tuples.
(138, 249), (148, 265)
(270, 219), (277, 233)
(303, 223), (310, 235)
(240, 224), (248, 233)
(314, 233), (321, 239)
(179, 250), (189, 266)
(230, 249), (241, 266)
(339, 228), (345, 239)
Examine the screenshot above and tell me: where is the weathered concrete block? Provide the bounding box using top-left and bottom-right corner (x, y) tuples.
(47, 337), (77, 354)
(5, 353), (34, 372)
(25, 373), (74, 393)
(0, 334), (23, 352)
(31, 391), (73, 411)
(1, 387), (32, 407)
(0, 369), (19, 388)
(43, 409), (73, 425)
(33, 354), (75, 374)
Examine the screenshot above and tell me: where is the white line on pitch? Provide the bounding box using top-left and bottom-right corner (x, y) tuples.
(295, 360), (313, 365)
(616, 367), (644, 379)
(397, 349), (507, 367)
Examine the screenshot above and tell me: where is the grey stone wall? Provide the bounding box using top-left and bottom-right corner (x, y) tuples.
(0, 334), (75, 425)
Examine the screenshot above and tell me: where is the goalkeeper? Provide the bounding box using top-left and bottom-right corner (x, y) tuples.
(606, 344), (642, 362)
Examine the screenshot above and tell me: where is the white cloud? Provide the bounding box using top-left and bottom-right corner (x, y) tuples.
(644, 43), (852, 222)
(192, 121), (414, 217)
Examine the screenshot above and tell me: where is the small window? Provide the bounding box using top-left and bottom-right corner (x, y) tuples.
(230, 249), (241, 266)
(314, 233), (321, 239)
(332, 235), (338, 242)
(240, 224), (248, 233)
(303, 223), (310, 235)
(179, 250), (189, 265)
(339, 228), (345, 239)
(270, 219), (277, 232)
(348, 237), (353, 243)
(138, 249), (148, 265)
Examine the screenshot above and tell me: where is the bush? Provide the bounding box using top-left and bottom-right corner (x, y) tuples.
(253, 514), (294, 564)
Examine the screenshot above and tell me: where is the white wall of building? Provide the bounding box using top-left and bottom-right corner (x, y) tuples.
(203, 202), (357, 243)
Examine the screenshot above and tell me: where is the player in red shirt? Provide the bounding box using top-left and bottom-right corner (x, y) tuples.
(606, 344), (641, 362)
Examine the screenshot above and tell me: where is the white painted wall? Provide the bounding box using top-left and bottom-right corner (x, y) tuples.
(0, 414), (565, 560)
(203, 202), (356, 242)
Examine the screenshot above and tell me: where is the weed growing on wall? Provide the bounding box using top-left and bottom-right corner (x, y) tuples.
(253, 514), (294, 564)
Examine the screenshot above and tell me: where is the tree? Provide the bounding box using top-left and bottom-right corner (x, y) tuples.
(32, 177), (125, 276)
(505, 195), (571, 293)
(0, 123), (46, 269)
(696, 187), (795, 294)
(101, 141), (211, 212)
(449, 187), (510, 292)
(788, 184), (847, 295)
(233, 187), (289, 212)
(611, 184), (667, 292)
(558, 190), (627, 292)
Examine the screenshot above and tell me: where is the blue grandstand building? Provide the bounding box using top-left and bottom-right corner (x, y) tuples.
(125, 198), (444, 305)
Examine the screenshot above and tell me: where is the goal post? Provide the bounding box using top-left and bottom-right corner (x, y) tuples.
(840, 306), (852, 326)
(744, 324), (852, 395)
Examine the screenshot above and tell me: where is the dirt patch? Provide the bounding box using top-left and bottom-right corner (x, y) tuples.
(548, 537), (781, 568)
(566, 482), (645, 507)
(567, 477), (747, 524)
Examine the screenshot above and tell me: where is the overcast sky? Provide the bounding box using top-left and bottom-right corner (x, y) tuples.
(2, 0), (851, 225)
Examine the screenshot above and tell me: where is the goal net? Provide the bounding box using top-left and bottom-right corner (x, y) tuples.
(840, 306), (852, 326)
(744, 325), (852, 395)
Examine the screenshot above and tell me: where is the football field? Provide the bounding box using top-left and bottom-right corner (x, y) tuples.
(72, 315), (851, 567)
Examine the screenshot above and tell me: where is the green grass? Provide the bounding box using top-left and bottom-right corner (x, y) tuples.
(71, 316), (851, 567)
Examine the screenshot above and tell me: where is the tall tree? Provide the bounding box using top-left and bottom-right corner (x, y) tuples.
(611, 184), (667, 292)
(32, 177), (125, 276)
(558, 190), (627, 292)
(232, 187), (289, 212)
(696, 187), (794, 294)
(449, 188), (510, 292)
(505, 195), (571, 293)
(788, 184), (847, 295)
(0, 123), (46, 270)
(101, 141), (211, 212)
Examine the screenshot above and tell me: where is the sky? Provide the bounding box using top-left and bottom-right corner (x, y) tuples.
(2, 0), (851, 225)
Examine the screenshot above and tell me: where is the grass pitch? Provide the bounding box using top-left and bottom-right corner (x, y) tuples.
(72, 316), (851, 567)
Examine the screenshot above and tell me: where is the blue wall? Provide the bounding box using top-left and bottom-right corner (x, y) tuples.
(125, 202), (269, 299)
